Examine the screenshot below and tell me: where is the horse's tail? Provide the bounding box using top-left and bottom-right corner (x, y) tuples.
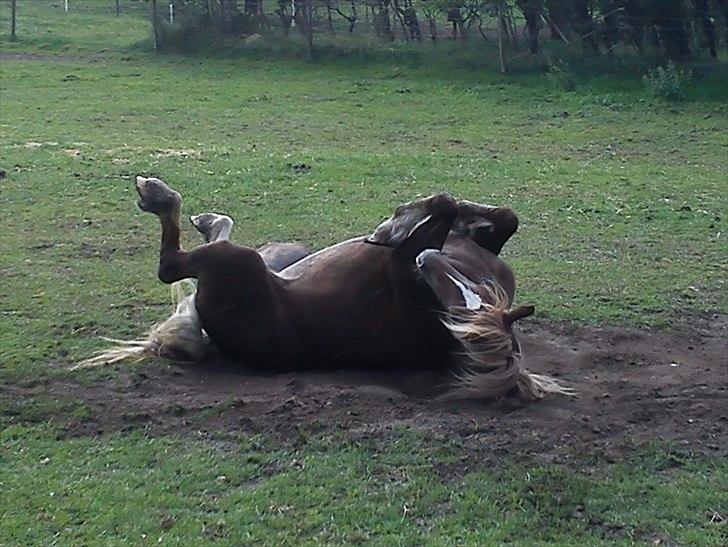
(72, 280), (207, 369)
(440, 283), (575, 401)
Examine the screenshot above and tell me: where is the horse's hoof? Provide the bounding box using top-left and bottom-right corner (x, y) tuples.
(190, 213), (234, 243)
(135, 176), (181, 215)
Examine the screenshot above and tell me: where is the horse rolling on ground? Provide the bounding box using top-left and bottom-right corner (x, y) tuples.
(79, 176), (573, 401)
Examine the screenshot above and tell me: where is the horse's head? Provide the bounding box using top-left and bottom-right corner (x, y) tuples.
(415, 248), (534, 328)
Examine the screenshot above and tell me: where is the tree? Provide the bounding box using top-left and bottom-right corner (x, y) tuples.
(151, 0), (161, 51)
(516, 0), (544, 53)
(294, 0), (316, 57)
(10, 0), (17, 41)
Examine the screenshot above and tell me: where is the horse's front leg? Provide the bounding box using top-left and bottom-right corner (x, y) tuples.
(453, 201), (519, 256)
(392, 193), (459, 262)
(368, 192), (459, 261)
(135, 176), (194, 283)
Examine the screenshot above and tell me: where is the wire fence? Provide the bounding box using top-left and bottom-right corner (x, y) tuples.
(5, 0), (727, 62)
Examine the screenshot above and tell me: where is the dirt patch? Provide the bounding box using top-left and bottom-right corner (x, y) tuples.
(6, 318), (727, 464)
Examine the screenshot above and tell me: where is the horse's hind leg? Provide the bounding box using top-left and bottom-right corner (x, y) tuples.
(190, 213), (234, 243)
(78, 177), (209, 367)
(136, 176), (195, 283)
(190, 212), (310, 272)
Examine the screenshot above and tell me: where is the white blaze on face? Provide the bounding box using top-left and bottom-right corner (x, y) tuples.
(446, 274), (483, 310)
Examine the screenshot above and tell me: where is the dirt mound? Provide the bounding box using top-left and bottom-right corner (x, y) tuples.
(10, 317), (728, 464)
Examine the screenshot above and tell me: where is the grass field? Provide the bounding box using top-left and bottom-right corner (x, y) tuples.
(1, 2), (727, 545)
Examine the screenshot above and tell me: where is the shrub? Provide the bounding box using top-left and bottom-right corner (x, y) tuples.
(642, 61), (692, 101)
(546, 59), (577, 92)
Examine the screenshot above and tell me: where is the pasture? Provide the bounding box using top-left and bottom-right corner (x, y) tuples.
(1, 2), (727, 545)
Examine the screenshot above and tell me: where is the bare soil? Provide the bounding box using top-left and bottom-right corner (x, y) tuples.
(8, 317), (728, 465)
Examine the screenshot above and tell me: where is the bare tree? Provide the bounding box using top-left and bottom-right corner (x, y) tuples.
(151, 0), (160, 51)
(295, 0), (315, 57)
(10, 0), (17, 41)
(335, 2), (358, 32)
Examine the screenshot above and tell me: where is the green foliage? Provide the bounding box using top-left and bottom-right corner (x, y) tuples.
(546, 58), (577, 92)
(643, 61), (693, 102)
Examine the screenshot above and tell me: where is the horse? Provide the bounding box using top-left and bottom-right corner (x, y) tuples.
(79, 176), (572, 401)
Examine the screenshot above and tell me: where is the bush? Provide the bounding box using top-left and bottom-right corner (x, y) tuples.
(546, 59), (577, 92)
(642, 61), (692, 101)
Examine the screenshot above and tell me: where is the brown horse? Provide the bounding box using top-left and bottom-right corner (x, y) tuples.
(80, 176), (571, 401)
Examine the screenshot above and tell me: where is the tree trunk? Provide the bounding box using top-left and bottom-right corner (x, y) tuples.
(151, 0), (160, 51)
(218, 0), (240, 32)
(720, 0), (728, 41)
(376, 1), (393, 40)
(275, 0), (292, 36)
(295, 0), (315, 58)
(10, 0), (16, 41)
(692, 0), (717, 58)
(574, 0), (599, 54)
(326, 0), (334, 31)
(544, 0), (570, 41)
(402, 1), (421, 40)
(392, 0), (409, 41)
(600, 0), (618, 55)
(516, 0), (544, 53)
(654, 0), (691, 58)
(115, 0), (120, 16)
(498, 11), (507, 73)
(245, 0), (260, 15)
(622, 0), (644, 53)
(426, 14), (436, 42)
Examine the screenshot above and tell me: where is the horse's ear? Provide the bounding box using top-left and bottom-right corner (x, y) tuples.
(502, 305), (535, 327)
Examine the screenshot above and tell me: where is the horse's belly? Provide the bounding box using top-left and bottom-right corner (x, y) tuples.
(290, 281), (452, 371)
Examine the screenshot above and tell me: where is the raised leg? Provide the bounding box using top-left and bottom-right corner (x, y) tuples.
(190, 212), (310, 272)
(392, 193), (458, 261)
(453, 200), (519, 256)
(367, 192), (459, 261)
(136, 176), (193, 283)
(190, 212), (234, 243)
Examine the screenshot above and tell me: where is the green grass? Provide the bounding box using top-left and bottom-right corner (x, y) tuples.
(2, 425), (726, 545)
(1, 2), (727, 545)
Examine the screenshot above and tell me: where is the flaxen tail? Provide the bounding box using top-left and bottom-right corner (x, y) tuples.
(441, 283), (575, 401)
(73, 280), (207, 369)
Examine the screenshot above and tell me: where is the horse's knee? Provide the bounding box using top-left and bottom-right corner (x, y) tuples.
(429, 192), (459, 219)
(471, 208), (519, 255)
(497, 208), (519, 239)
(158, 265), (178, 284)
(158, 253), (187, 284)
